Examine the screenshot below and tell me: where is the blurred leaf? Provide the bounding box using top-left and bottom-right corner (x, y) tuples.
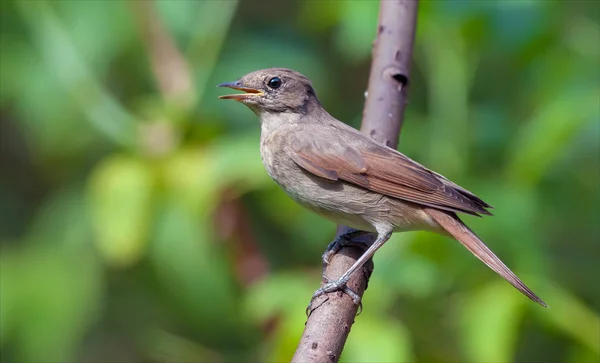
(566, 345), (600, 363)
(334, 1), (379, 63)
(342, 313), (414, 363)
(0, 39), (96, 158)
(17, 0), (138, 147)
(289, 207), (337, 252)
(376, 233), (441, 300)
(457, 280), (525, 363)
(185, 0), (238, 105)
(26, 187), (93, 249)
(298, 1), (342, 33)
(8, 245), (102, 362)
(476, 182), (543, 268)
(150, 199), (244, 346)
(161, 133), (271, 216)
(244, 272), (318, 362)
(244, 272), (315, 323)
(211, 132), (272, 192)
(507, 88), (600, 187)
(269, 315), (306, 363)
(419, 20), (473, 176)
(53, 0), (136, 75)
(141, 327), (221, 363)
(88, 154), (155, 267)
(0, 250), (18, 347)
(534, 282), (600, 356)
(564, 14), (600, 58)
(161, 147), (220, 216)
(1, 190), (97, 352)
(489, 1), (547, 51)
(155, 0), (199, 41)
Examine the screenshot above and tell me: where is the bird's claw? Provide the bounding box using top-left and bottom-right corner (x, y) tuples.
(311, 229), (371, 315)
(306, 276), (363, 316)
(322, 241), (341, 265)
(322, 229), (368, 265)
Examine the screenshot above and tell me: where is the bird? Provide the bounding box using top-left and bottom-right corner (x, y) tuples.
(218, 68), (547, 307)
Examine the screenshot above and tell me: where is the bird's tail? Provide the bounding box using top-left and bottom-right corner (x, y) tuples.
(425, 207), (547, 307)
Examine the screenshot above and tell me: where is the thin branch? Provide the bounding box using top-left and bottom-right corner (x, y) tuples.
(131, 0), (194, 106)
(292, 1), (419, 362)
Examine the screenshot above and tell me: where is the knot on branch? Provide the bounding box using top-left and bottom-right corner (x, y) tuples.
(384, 66), (409, 90)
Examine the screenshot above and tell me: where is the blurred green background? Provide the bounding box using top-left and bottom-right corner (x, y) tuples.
(1, 0), (599, 362)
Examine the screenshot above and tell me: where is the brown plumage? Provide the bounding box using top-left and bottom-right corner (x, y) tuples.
(218, 68), (547, 307)
(290, 133), (493, 216)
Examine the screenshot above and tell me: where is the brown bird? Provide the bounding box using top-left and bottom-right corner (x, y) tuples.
(218, 68), (547, 307)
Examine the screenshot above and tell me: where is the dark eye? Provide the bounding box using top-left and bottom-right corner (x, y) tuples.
(267, 77), (282, 89)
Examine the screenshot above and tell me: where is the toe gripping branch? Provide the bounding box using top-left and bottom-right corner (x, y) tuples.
(307, 228), (376, 315)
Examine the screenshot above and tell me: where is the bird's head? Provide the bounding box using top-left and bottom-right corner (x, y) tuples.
(218, 68), (319, 115)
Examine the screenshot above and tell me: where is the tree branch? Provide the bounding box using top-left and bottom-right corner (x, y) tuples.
(131, 0), (194, 106)
(292, 1), (418, 362)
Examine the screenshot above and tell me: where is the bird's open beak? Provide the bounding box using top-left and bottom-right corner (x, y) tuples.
(218, 81), (264, 101)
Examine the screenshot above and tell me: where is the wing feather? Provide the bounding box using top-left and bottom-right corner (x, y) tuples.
(290, 132), (492, 216)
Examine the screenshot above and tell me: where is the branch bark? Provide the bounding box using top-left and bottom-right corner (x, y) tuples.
(292, 1), (419, 362)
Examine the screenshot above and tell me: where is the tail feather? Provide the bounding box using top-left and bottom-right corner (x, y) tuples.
(425, 208), (547, 307)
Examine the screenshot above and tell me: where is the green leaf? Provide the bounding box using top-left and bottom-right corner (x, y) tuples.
(17, 0), (137, 147)
(376, 233), (441, 300)
(140, 327), (221, 363)
(88, 155), (155, 267)
(533, 282), (600, 355)
(244, 272), (315, 323)
(149, 199), (243, 345)
(160, 133), (271, 217)
(161, 147), (221, 216)
(507, 88), (600, 186)
(12, 245), (102, 362)
(185, 0), (239, 105)
(0, 251), (19, 347)
(211, 132), (272, 192)
(297, 1), (341, 33)
(244, 273), (324, 362)
(26, 187), (93, 249)
(457, 280), (525, 363)
(419, 21), (473, 175)
(342, 313), (414, 363)
(53, 0), (136, 75)
(334, 1), (379, 63)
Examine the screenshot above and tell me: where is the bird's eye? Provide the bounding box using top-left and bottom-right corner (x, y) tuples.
(267, 77), (282, 89)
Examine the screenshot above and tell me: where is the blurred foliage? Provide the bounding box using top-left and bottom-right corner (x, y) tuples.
(1, 0), (599, 362)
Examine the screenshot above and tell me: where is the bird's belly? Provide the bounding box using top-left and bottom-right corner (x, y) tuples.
(289, 188), (379, 232)
(266, 162), (382, 232)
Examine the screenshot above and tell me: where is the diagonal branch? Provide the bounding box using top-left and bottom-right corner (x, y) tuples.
(131, 0), (194, 106)
(292, 1), (419, 362)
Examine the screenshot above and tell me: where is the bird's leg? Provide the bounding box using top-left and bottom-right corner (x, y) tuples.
(311, 230), (393, 308)
(322, 229), (370, 265)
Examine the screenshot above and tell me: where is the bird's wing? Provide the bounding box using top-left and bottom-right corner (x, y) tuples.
(289, 130), (492, 216)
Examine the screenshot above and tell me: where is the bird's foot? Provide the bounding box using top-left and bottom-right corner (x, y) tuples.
(322, 240), (342, 265)
(322, 229), (369, 265)
(306, 275), (362, 316)
(315, 275), (360, 304)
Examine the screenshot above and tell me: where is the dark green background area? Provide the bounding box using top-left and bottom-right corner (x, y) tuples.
(1, 1), (598, 362)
